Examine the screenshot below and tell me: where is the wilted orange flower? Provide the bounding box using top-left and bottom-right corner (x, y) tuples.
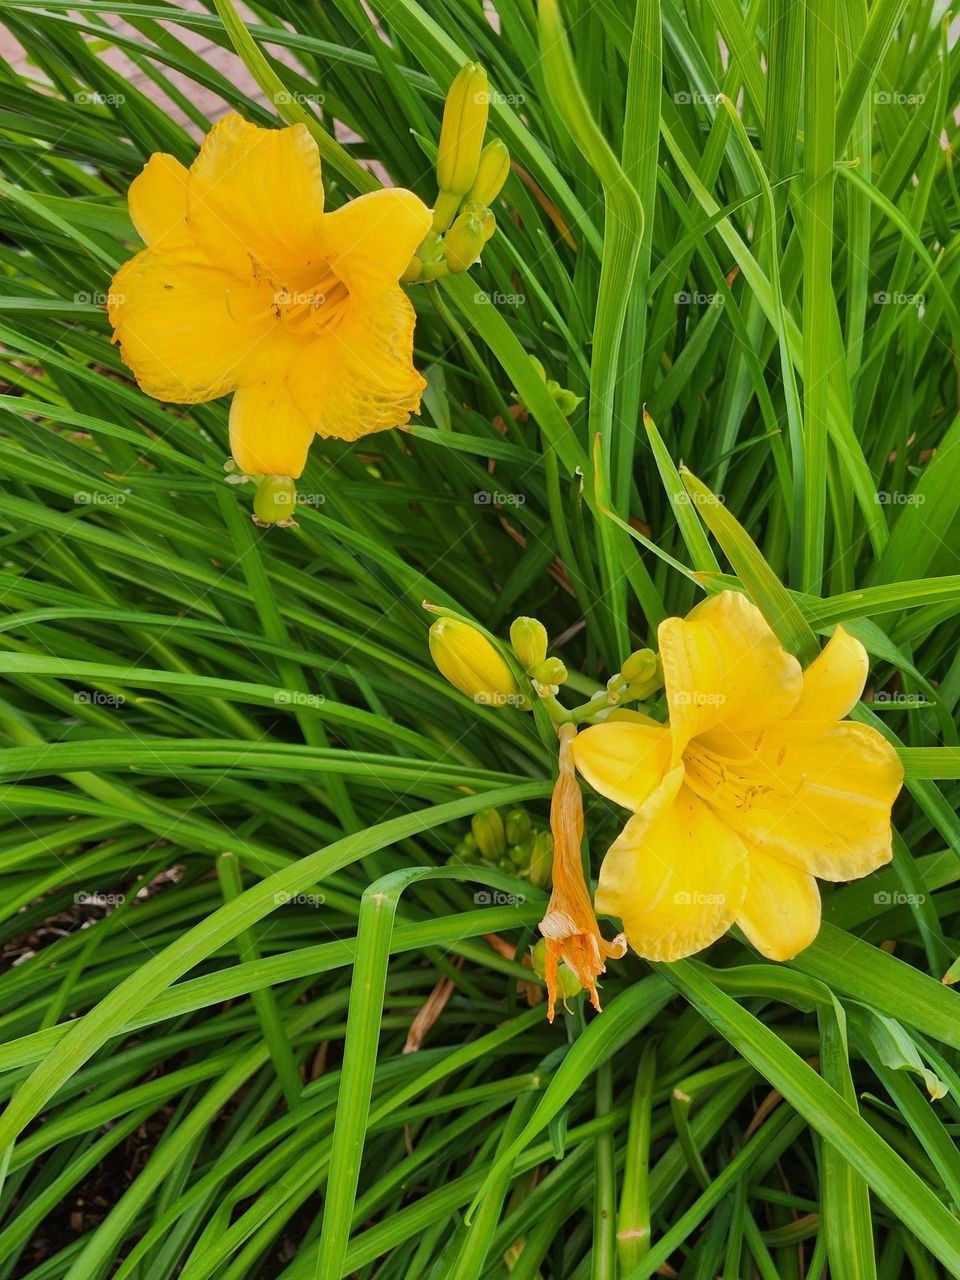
(538, 723), (626, 1020)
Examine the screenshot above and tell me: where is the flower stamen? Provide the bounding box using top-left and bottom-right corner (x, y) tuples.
(274, 277), (351, 335)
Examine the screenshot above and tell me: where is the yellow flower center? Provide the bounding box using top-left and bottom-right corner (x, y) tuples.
(223, 269), (351, 337)
(275, 273), (350, 335)
(682, 735), (778, 815)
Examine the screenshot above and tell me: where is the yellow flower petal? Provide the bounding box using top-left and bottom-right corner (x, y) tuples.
(319, 188), (432, 295)
(572, 721), (671, 811)
(289, 287), (425, 440)
(187, 114), (325, 287)
(686, 721), (903, 881)
(595, 768), (748, 961)
(787, 625), (868, 723)
(659, 591), (802, 758)
(737, 848), (821, 961)
(109, 248), (299, 403)
(228, 380), (314, 478)
(128, 153), (191, 250)
(603, 709), (663, 727)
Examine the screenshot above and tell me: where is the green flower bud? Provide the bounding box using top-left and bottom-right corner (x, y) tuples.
(608, 650), (663, 702)
(468, 139), (510, 205)
(509, 838), (532, 868)
(253, 475), (297, 526)
(437, 62), (489, 198)
(443, 211), (486, 273)
(621, 648), (658, 684)
(471, 808), (506, 861)
(454, 831), (479, 861)
(461, 200), (496, 241)
(509, 616), (548, 672)
(505, 807), (532, 846)
(528, 829), (554, 888)
(530, 657), (567, 687)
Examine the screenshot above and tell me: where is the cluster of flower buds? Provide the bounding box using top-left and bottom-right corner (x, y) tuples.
(510, 616), (567, 697)
(427, 611), (573, 712)
(427, 610), (666, 726)
(454, 805), (553, 886)
(403, 63), (510, 283)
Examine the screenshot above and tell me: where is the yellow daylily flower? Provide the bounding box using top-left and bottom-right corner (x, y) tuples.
(573, 591), (904, 964)
(109, 114), (432, 477)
